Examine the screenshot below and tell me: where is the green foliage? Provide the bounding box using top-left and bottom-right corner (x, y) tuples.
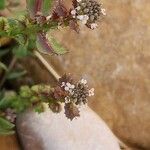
(0, 62), (8, 71)
(0, 117), (15, 135)
(6, 70), (27, 80)
(34, 103), (44, 113)
(13, 45), (29, 58)
(0, 0), (5, 10)
(0, 92), (16, 110)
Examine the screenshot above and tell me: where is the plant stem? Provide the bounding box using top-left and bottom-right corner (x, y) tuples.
(34, 51), (60, 81)
(0, 57), (17, 89)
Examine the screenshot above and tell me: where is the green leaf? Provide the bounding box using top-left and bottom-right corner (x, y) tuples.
(0, 117), (15, 135)
(0, 129), (15, 135)
(13, 45), (29, 58)
(0, 61), (8, 71)
(26, 0), (36, 17)
(0, 93), (16, 109)
(42, 0), (53, 16)
(48, 36), (68, 55)
(27, 0), (53, 17)
(0, 117), (15, 130)
(0, 0), (5, 10)
(6, 70), (27, 80)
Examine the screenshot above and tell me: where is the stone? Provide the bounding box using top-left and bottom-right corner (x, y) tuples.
(16, 106), (120, 150)
(43, 0), (150, 149)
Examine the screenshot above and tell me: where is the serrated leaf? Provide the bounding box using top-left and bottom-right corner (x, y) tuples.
(6, 70), (27, 79)
(48, 36), (68, 55)
(0, 0), (5, 10)
(36, 32), (54, 54)
(36, 33), (67, 55)
(0, 61), (8, 71)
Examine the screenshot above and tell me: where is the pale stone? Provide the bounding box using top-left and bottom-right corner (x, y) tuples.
(16, 106), (120, 150)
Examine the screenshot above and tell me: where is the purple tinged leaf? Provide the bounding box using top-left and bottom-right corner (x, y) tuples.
(36, 32), (55, 54)
(52, 0), (68, 19)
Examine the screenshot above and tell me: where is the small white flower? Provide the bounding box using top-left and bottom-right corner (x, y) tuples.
(84, 15), (89, 20)
(70, 84), (75, 89)
(89, 88), (95, 96)
(64, 86), (70, 91)
(77, 15), (89, 24)
(80, 79), (87, 85)
(71, 9), (76, 15)
(90, 23), (98, 29)
(69, 90), (74, 95)
(66, 82), (71, 87)
(65, 97), (70, 103)
(46, 15), (51, 20)
(76, 6), (81, 11)
(101, 8), (106, 16)
(77, 0), (82, 2)
(77, 15), (84, 20)
(61, 82), (65, 87)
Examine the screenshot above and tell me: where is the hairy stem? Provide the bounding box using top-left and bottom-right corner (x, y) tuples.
(34, 51), (60, 81)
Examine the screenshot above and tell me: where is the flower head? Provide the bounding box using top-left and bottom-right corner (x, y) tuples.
(71, 0), (105, 29)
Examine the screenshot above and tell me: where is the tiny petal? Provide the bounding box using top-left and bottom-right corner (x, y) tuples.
(80, 79), (87, 84)
(90, 23), (98, 29)
(70, 84), (75, 89)
(82, 20), (87, 24)
(101, 8), (106, 16)
(46, 15), (51, 20)
(84, 15), (89, 20)
(65, 97), (70, 103)
(77, 0), (82, 2)
(76, 6), (81, 11)
(66, 82), (71, 87)
(61, 82), (65, 87)
(77, 15), (84, 20)
(71, 9), (76, 15)
(65, 86), (70, 91)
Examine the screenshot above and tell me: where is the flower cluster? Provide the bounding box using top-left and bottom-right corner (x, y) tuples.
(56, 74), (94, 120)
(71, 0), (106, 29)
(59, 75), (94, 105)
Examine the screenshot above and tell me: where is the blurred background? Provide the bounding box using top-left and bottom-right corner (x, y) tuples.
(0, 0), (150, 149)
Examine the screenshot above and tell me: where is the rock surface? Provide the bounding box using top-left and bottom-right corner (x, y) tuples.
(16, 0), (150, 149)
(16, 106), (120, 150)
